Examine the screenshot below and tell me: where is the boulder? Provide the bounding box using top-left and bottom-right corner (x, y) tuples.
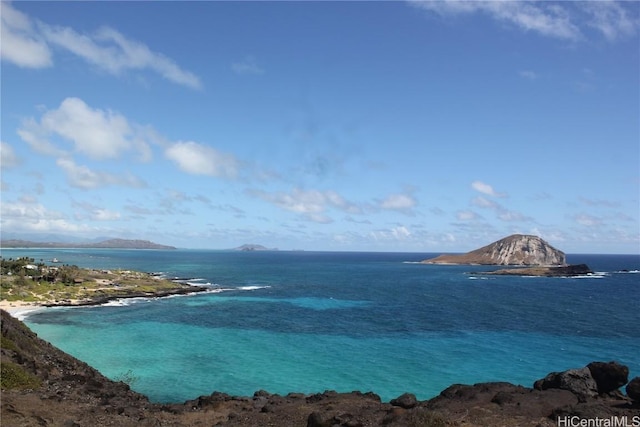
(587, 361), (629, 394)
(627, 377), (640, 402)
(390, 393), (418, 409)
(534, 367), (598, 402)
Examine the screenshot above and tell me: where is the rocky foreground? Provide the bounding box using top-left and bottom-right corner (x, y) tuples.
(2, 310), (639, 426)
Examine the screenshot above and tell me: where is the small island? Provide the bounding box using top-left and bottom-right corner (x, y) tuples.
(422, 234), (593, 277)
(233, 244), (278, 251)
(476, 263), (594, 277)
(0, 256), (206, 310)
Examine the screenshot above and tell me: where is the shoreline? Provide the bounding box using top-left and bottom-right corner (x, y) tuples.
(0, 285), (210, 320)
(1, 256), (212, 319)
(0, 301), (48, 320)
(2, 308), (638, 426)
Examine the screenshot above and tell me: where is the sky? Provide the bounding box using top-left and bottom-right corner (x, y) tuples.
(1, 1), (639, 254)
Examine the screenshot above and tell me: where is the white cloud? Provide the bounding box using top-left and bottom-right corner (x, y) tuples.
(391, 226), (411, 239)
(519, 70), (538, 80)
(19, 97), (152, 161)
(44, 98), (133, 159)
(581, 1), (638, 41)
(369, 226), (412, 241)
(231, 55), (265, 75)
(92, 209), (121, 221)
(471, 181), (507, 198)
(249, 187), (361, 223)
(57, 158), (146, 189)
(380, 193), (417, 212)
(0, 142), (20, 169)
(497, 210), (530, 222)
(471, 196), (499, 209)
(0, 2), (53, 68)
(471, 195), (531, 223)
(412, 1), (640, 43)
(574, 213), (602, 227)
(0, 199), (90, 233)
(412, 0), (582, 40)
(457, 210), (480, 221)
(165, 141), (238, 178)
(17, 117), (66, 157)
(40, 24), (202, 89)
(72, 200), (122, 221)
(1, 2), (201, 88)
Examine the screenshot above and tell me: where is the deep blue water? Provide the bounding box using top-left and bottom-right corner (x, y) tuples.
(3, 249), (639, 403)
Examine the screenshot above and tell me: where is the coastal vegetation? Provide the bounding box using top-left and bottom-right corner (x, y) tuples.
(1, 360), (41, 390)
(0, 256), (202, 306)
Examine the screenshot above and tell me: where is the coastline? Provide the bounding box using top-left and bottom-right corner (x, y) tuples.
(2, 308), (638, 426)
(1, 255), (211, 318)
(0, 285), (210, 321)
(0, 300), (47, 320)
(2, 252), (640, 425)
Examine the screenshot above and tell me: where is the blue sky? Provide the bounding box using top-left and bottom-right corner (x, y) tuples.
(1, 1), (639, 253)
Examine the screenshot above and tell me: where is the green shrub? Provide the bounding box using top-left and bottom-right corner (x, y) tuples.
(1, 361), (41, 390)
(114, 369), (138, 386)
(0, 336), (18, 352)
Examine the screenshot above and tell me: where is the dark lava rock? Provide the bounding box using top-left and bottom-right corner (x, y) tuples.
(390, 392), (418, 409)
(627, 377), (640, 402)
(307, 411), (333, 427)
(534, 367), (598, 401)
(587, 361), (629, 394)
(555, 263), (594, 276)
(429, 382), (578, 420)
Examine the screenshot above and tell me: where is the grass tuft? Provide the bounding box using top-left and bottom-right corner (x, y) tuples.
(1, 360), (41, 390)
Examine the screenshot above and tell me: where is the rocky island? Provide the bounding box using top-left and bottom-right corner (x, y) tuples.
(478, 263), (594, 277)
(422, 234), (595, 277)
(423, 234), (567, 266)
(233, 244), (277, 251)
(2, 309), (639, 426)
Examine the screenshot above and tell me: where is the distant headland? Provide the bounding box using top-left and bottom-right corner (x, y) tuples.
(0, 238), (176, 250)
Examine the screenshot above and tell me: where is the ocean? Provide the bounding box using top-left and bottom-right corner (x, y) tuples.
(3, 249), (639, 403)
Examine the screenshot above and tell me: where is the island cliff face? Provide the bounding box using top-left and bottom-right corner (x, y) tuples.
(423, 234), (566, 266)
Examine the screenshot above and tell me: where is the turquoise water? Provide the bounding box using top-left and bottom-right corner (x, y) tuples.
(4, 249), (639, 403)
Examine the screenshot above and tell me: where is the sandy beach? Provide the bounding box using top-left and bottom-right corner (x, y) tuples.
(0, 300), (48, 320)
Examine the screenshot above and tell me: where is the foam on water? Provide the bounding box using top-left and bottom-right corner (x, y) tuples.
(236, 285), (272, 291)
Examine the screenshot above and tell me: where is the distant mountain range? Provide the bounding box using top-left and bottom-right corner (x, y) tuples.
(1, 238), (176, 250)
